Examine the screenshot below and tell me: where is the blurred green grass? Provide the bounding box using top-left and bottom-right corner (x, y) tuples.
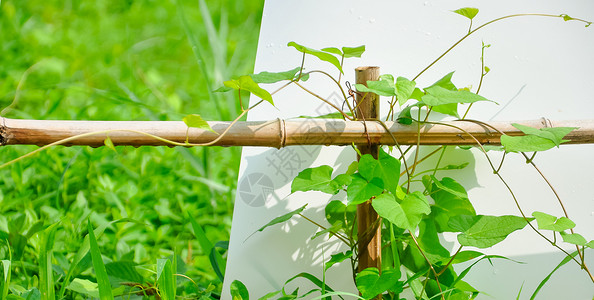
(0, 0), (263, 297)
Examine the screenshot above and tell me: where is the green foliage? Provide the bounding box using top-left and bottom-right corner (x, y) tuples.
(532, 211), (576, 232)
(501, 124), (577, 153)
(183, 114), (217, 134)
(251, 205), (307, 236)
(230, 280), (250, 300)
(223, 75), (274, 106)
(291, 165), (343, 194)
(250, 67), (308, 84)
(0, 1), (262, 298)
(321, 45), (366, 58)
(355, 268), (403, 299)
(157, 258), (177, 300)
(288, 41), (344, 73)
(452, 8), (479, 20)
(456, 215), (533, 248)
(373, 192), (431, 231)
(87, 220), (114, 300)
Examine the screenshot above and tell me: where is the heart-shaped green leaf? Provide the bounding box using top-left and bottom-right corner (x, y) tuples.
(347, 174), (383, 205)
(372, 192), (430, 230)
(422, 86), (492, 106)
(452, 7), (479, 20)
(223, 75), (274, 106)
(356, 267), (402, 299)
(288, 41), (343, 73)
(532, 211), (575, 232)
(457, 215), (533, 248)
(183, 114), (217, 133)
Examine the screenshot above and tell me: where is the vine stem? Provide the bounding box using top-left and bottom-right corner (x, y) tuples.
(412, 13), (590, 81)
(409, 233), (445, 300)
(298, 213), (351, 246)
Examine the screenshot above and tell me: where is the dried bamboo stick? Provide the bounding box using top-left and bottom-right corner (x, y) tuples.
(2, 117), (594, 148)
(354, 66), (382, 276)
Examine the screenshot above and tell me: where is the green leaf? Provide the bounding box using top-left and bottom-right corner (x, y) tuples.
(500, 135), (556, 153)
(230, 280), (250, 300)
(39, 223), (59, 300)
(105, 261), (144, 283)
(440, 250), (484, 265)
(418, 218), (451, 261)
(378, 149), (401, 194)
(87, 220), (114, 300)
(560, 232), (587, 246)
(395, 77), (416, 105)
(422, 86), (492, 106)
(325, 200), (356, 231)
(426, 71), (457, 91)
(325, 251), (353, 271)
(321, 45), (365, 58)
(501, 124), (576, 153)
(452, 8), (479, 20)
(356, 149), (400, 195)
(156, 259), (176, 300)
(66, 278), (100, 298)
(431, 103), (459, 118)
(183, 114), (216, 133)
(347, 174), (383, 205)
(587, 240), (594, 249)
(223, 75), (274, 106)
(321, 47), (343, 56)
(291, 165), (340, 194)
(252, 205), (307, 234)
(372, 192), (430, 230)
(288, 41), (343, 74)
(213, 86), (233, 93)
(428, 176), (476, 232)
(250, 67), (304, 84)
(355, 79), (396, 97)
(429, 175), (468, 199)
(397, 102), (424, 125)
(511, 124), (576, 145)
(457, 215), (533, 248)
(58, 219), (136, 299)
(448, 215), (482, 233)
(342, 45), (365, 58)
(531, 211), (575, 232)
(104, 136), (116, 151)
(355, 268), (402, 299)
(1, 260), (10, 300)
(188, 212), (226, 281)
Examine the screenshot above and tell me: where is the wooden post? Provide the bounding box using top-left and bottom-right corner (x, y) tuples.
(355, 66), (382, 275)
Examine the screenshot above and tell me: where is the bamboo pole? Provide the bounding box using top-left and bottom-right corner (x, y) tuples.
(2, 117), (594, 147)
(354, 66), (382, 276)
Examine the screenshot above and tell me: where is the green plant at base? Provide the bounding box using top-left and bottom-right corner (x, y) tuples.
(219, 8), (593, 300)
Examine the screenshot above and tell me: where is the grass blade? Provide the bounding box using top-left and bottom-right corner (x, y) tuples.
(530, 251), (578, 300)
(39, 222), (59, 300)
(58, 218), (136, 299)
(188, 212), (226, 281)
(87, 220), (114, 300)
(157, 258), (176, 300)
(1, 259), (10, 300)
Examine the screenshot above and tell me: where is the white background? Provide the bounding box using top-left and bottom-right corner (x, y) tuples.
(223, 1), (594, 299)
